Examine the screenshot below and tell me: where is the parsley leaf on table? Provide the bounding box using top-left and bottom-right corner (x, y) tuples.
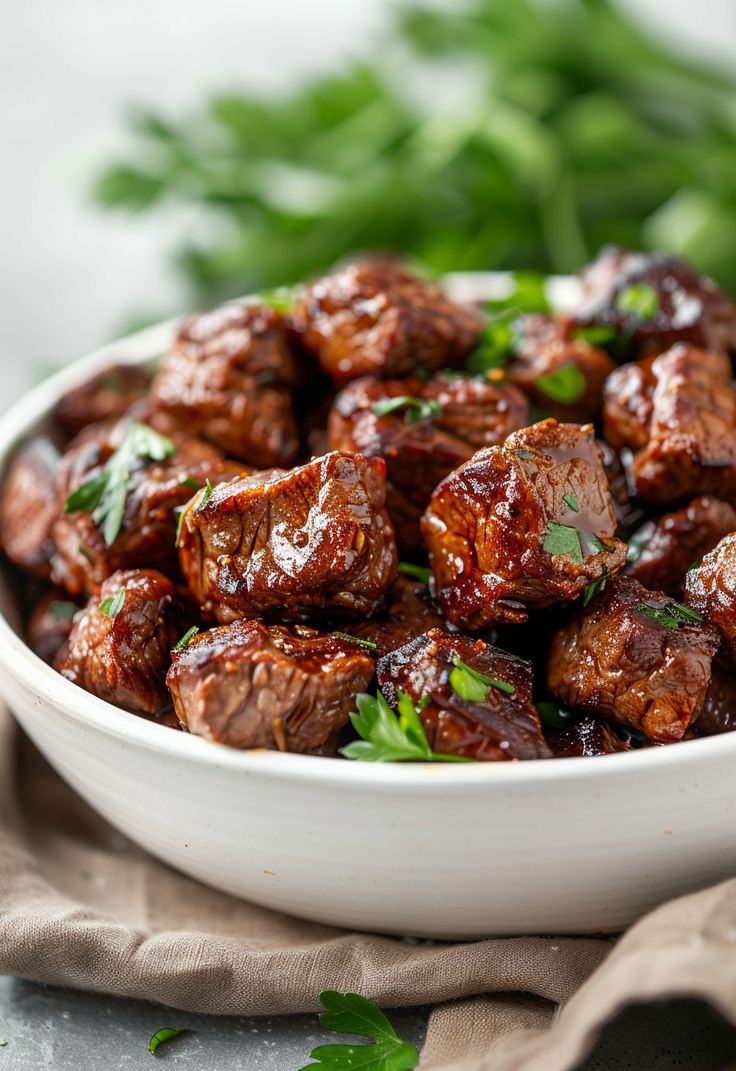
(298, 991), (419, 1071)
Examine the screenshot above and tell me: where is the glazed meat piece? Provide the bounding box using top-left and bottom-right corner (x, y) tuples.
(597, 440), (639, 532)
(178, 451), (397, 623)
(0, 437), (60, 576)
(505, 314), (615, 423)
(573, 246), (736, 356)
(422, 419), (626, 629)
(376, 628), (550, 761)
(547, 575), (719, 742)
(55, 364), (150, 440)
(150, 304), (300, 468)
(347, 574), (447, 657)
(625, 496), (736, 596)
(327, 373), (528, 550)
(602, 356), (656, 452)
(26, 589), (80, 665)
(547, 716), (629, 758)
(294, 259), (482, 383)
(52, 419), (247, 596)
(696, 668), (736, 737)
(167, 619), (374, 754)
(56, 569), (180, 714)
(622, 346), (736, 506)
(685, 533), (736, 665)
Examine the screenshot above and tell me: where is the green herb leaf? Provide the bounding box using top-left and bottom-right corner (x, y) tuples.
(543, 522), (583, 563)
(449, 657), (516, 702)
(330, 632), (378, 651)
(250, 284), (301, 313)
(64, 422), (175, 546)
(636, 600), (702, 629)
(148, 1027), (188, 1055)
(174, 626), (200, 650)
(47, 600), (78, 620)
(563, 493), (579, 512)
(196, 478), (214, 510)
(579, 531), (613, 557)
(178, 475), (200, 490)
(466, 308), (520, 373)
(573, 325), (617, 346)
(397, 562), (432, 584)
(668, 602), (703, 623)
(372, 396), (442, 425)
(100, 587), (126, 619)
(298, 992), (419, 1071)
(536, 701), (576, 729)
(341, 691), (471, 763)
(616, 283), (660, 320)
(535, 364), (586, 405)
(582, 565), (608, 606)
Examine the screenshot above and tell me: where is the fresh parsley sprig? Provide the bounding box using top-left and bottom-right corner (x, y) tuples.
(341, 690), (470, 763)
(535, 363), (586, 404)
(64, 421), (175, 546)
(100, 587), (126, 619)
(298, 991), (419, 1071)
(616, 283), (660, 320)
(449, 657), (515, 701)
(372, 396), (442, 425)
(397, 561), (432, 584)
(636, 601), (703, 629)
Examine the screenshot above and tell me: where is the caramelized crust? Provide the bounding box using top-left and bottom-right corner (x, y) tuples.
(547, 716), (630, 758)
(346, 574), (447, 657)
(685, 533), (736, 665)
(0, 437), (59, 576)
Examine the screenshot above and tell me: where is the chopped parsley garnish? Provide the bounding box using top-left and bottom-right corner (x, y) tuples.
(148, 1028), (188, 1055)
(397, 561), (432, 584)
(563, 493), (579, 512)
(100, 587), (126, 619)
(341, 690), (471, 763)
(573, 324), (618, 346)
(174, 626), (200, 650)
(196, 478), (214, 510)
(543, 522), (583, 563)
(178, 475), (200, 489)
(535, 700), (576, 729)
(636, 601), (703, 629)
(487, 271), (550, 315)
(616, 283), (660, 320)
(580, 531), (613, 557)
(466, 307), (520, 373)
(449, 657), (515, 701)
(371, 396), (442, 425)
(64, 421), (175, 546)
(535, 363), (586, 404)
(515, 448), (535, 459)
(250, 284), (300, 313)
(582, 565), (608, 606)
(330, 632), (377, 651)
(47, 600), (78, 620)
(299, 991), (419, 1071)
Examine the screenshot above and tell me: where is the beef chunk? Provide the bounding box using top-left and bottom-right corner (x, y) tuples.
(421, 419), (626, 629)
(178, 451), (397, 623)
(56, 569), (180, 714)
(505, 314), (615, 423)
(697, 668), (736, 737)
(327, 373), (528, 551)
(685, 533), (736, 665)
(55, 364), (151, 440)
(347, 574), (447, 657)
(547, 575), (719, 742)
(26, 589), (81, 665)
(547, 716), (629, 758)
(293, 259), (482, 383)
(150, 304), (300, 468)
(166, 619), (374, 754)
(603, 355), (656, 452)
(52, 420), (247, 596)
(625, 496), (736, 596)
(376, 628), (550, 761)
(0, 437), (60, 576)
(573, 246), (736, 356)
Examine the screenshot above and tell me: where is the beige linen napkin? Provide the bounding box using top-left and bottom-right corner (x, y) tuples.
(2, 704), (735, 1070)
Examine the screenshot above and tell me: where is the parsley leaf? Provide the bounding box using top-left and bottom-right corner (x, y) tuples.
(615, 283), (660, 320)
(174, 625), (200, 650)
(535, 364), (586, 404)
(372, 396), (442, 425)
(449, 657), (515, 701)
(196, 478), (214, 510)
(330, 632), (377, 651)
(148, 1028), (188, 1055)
(64, 421), (175, 546)
(582, 565), (608, 606)
(249, 284), (301, 313)
(298, 991), (419, 1071)
(543, 522), (583, 563)
(466, 308), (520, 373)
(397, 562), (432, 584)
(573, 325), (617, 346)
(563, 493), (579, 512)
(100, 587), (126, 619)
(636, 601), (703, 629)
(341, 691), (470, 763)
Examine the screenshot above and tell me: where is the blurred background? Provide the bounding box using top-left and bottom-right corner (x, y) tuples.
(2, 0), (736, 404)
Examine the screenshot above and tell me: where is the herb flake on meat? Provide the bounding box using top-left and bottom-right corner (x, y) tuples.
(100, 587), (126, 619)
(543, 521), (584, 563)
(636, 600), (702, 629)
(449, 657), (516, 701)
(397, 562), (432, 584)
(535, 363), (586, 404)
(330, 632), (377, 651)
(174, 626), (200, 650)
(371, 395), (442, 425)
(616, 282), (660, 320)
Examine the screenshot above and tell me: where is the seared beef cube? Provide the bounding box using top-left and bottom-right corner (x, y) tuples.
(150, 304), (300, 468)
(421, 420), (626, 629)
(166, 619), (374, 754)
(685, 533), (736, 665)
(0, 437), (60, 576)
(625, 496), (736, 596)
(423, 373), (530, 450)
(547, 716), (629, 758)
(55, 364), (150, 440)
(347, 574), (447, 657)
(573, 246), (736, 356)
(294, 259), (482, 383)
(624, 346), (736, 506)
(52, 420), (247, 596)
(178, 451), (397, 623)
(505, 314), (615, 423)
(603, 355), (656, 452)
(547, 575), (719, 742)
(376, 628), (550, 761)
(697, 668), (736, 737)
(26, 589), (81, 665)
(56, 569), (180, 714)
(597, 439), (639, 531)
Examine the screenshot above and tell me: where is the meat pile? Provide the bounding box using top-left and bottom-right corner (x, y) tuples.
(5, 249), (736, 761)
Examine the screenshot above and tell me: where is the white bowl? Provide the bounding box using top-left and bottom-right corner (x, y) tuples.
(1, 289), (735, 939)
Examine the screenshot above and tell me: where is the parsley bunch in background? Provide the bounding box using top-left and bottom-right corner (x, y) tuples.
(95, 0), (736, 310)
